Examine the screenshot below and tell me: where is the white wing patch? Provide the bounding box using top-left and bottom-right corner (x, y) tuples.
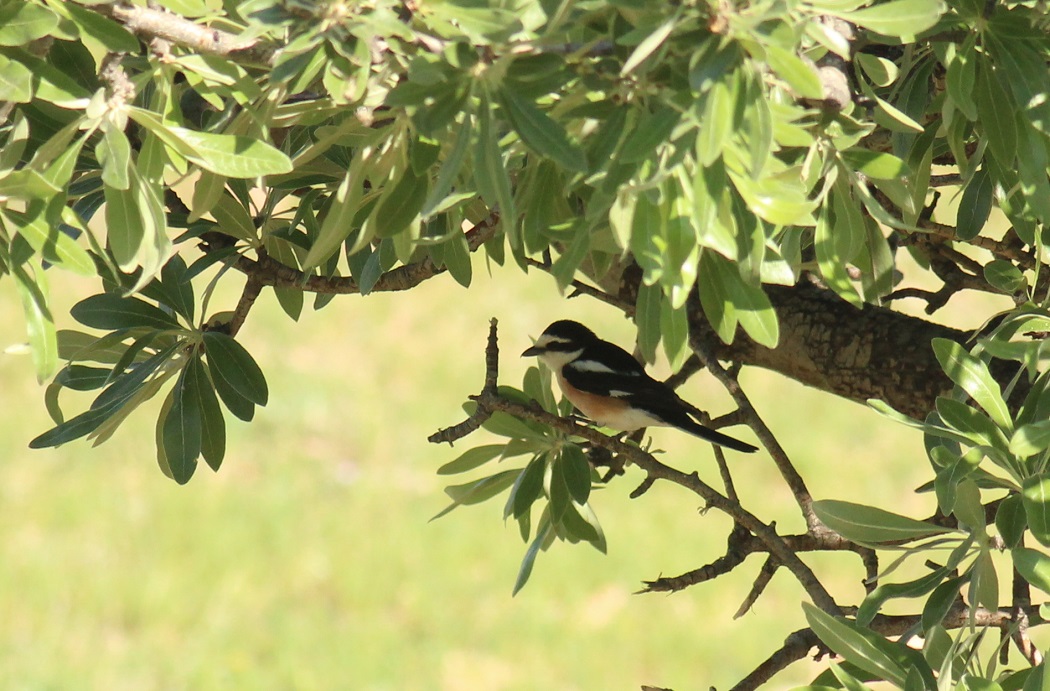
(570, 359), (641, 374)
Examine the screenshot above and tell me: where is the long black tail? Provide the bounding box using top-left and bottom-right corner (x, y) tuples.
(676, 416), (758, 453)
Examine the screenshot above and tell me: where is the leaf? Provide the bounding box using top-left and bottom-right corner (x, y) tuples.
(12, 263), (57, 382)
(0, 53), (32, 102)
(841, 149), (909, 180)
(202, 331), (268, 406)
(813, 499), (951, 543)
(432, 469), (522, 520)
(0, 2), (59, 46)
(621, 15), (677, 75)
(956, 167), (993, 241)
(857, 567), (949, 627)
(442, 230), (472, 288)
(29, 344), (178, 448)
(1012, 422), (1050, 458)
(103, 178), (146, 271)
(513, 520), (552, 595)
(98, 120), (131, 191)
(375, 167), (429, 238)
(508, 454), (546, 520)
(558, 444), (591, 505)
(499, 88), (586, 172)
(976, 60), (1018, 167)
(127, 109), (292, 177)
(1022, 474), (1050, 547)
(932, 339), (1011, 431)
(803, 603), (908, 687)
(474, 95), (515, 233)
(183, 353), (225, 471)
(163, 363), (202, 484)
(996, 494), (1026, 549)
(302, 159), (363, 271)
(1013, 547), (1050, 595)
(764, 45), (823, 100)
(71, 294), (181, 331)
(437, 444), (505, 475)
(837, 0), (945, 37)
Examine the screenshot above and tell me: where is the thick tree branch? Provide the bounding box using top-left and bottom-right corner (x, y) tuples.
(94, 2), (275, 65)
(221, 216), (498, 295)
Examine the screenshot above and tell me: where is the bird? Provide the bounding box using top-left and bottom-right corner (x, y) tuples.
(521, 320), (758, 453)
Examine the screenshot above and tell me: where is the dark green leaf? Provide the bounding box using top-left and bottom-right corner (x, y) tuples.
(857, 567), (949, 627)
(510, 454), (546, 519)
(559, 445), (591, 505)
(976, 60), (1018, 166)
(184, 353), (225, 471)
(956, 167), (993, 241)
(163, 363), (202, 484)
(921, 574), (968, 633)
(996, 494), (1026, 550)
(499, 88), (586, 172)
(202, 331), (268, 407)
(375, 168), (428, 238)
(71, 294), (181, 331)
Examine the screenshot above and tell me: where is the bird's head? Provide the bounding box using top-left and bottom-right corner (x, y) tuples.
(521, 320), (597, 368)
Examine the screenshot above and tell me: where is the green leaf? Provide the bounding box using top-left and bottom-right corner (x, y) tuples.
(60, 1), (139, 52)
(183, 353), (225, 472)
(935, 397), (1001, 449)
(375, 167), (428, 239)
(512, 519), (551, 595)
(0, 53), (32, 102)
(1012, 422), (1050, 458)
(976, 60), (1018, 167)
(128, 109), (292, 177)
(765, 45), (823, 100)
(984, 259), (1025, 295)
(437, 444), (505, 475)
(442, 230), (472, 288)
(932, 339), (1011, 431)
(837, 0), (945, 37)
(705, 252), (779, 348)
(12, 262), (57, 382)
(97, 120), (131, 191)
(996, 494), (1026, 549)
(302, 159), (363, 271)
(433, 468), (522, 521)
(621, 15), (677, 75)
(509, 454), (546, 519)
(956, 167), (993, 241)
(857, 567), (949, 627)
(841, 149), (909, 180)
(813, 499), (951, 543)
(1013, 547), (1050, 595)
(163, 363), (202, 484)
(71, 294), (181, 331)
(499, 88), (586, 172)
(30, 344), (178, 448)
(559, 445), (591, 505)
(802, 603), (908, 687)
(202, 331), (268, 407)
(921, 574), (969, 632)
(634, 283), (662, 364)
(474, 95), (515, 234)
(1023, 474), (1050, 547)
(103, 178), (146, 271)
(0, 1), (59, 46)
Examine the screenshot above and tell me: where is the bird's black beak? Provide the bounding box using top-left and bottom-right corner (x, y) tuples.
(521, 345), (543, 357)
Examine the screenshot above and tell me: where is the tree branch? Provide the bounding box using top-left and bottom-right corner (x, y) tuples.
(94, 2), (275, 65)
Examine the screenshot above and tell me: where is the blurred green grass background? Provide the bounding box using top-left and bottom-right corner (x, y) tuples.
(0, 259), (954, 690)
